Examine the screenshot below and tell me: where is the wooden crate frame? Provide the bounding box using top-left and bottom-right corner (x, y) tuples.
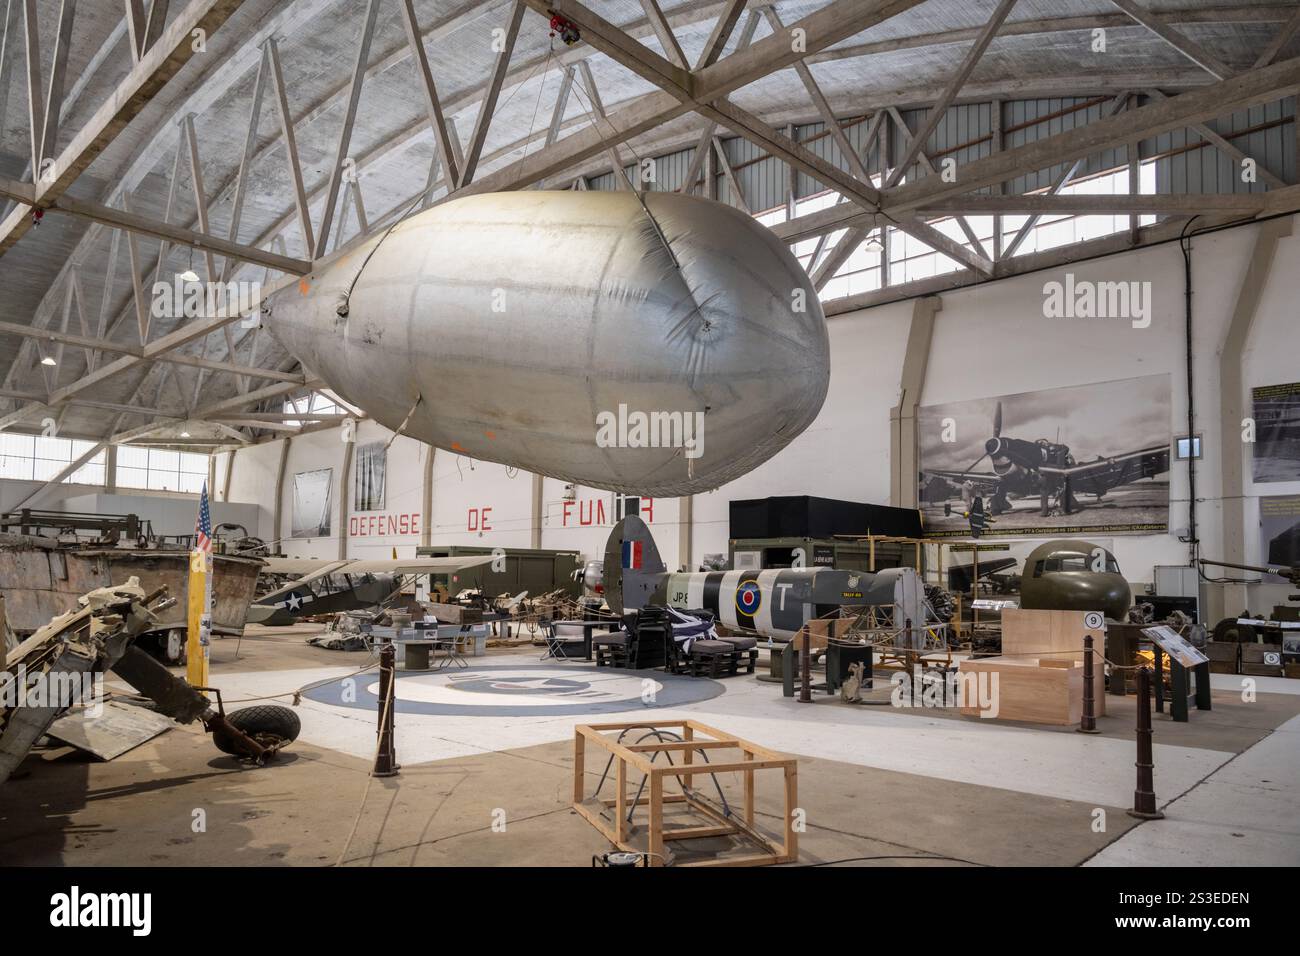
(572, 719), (798, 867)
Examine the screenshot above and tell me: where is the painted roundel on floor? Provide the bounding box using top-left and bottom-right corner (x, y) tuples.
(302, 661), (725, 717)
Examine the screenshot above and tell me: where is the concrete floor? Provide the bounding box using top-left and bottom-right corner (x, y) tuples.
(2, 625), (1298, 867)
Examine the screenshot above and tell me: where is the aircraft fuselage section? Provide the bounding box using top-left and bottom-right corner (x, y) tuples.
(648, 567), (899, 640)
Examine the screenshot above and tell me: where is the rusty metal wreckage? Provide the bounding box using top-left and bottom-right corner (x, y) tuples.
(0, 0), (1299, 492)
(0, 577), (300, 784)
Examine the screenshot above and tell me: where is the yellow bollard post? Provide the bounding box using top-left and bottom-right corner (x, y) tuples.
(186, 548), (211, 692)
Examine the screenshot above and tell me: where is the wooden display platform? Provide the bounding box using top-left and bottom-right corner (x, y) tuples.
(572, 720), (798, 867)
(958, 608), (1105, 725)
(958, 656), (1105, 724)
(1001, 608), (1102, 663)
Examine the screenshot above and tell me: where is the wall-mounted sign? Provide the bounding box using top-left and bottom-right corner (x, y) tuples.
(349, 512), (420, 537)
(558, 496), (654, 527)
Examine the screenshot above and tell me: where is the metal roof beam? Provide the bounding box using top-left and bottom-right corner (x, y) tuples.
(0, 0), (249, 257)
(771, 58), (1300, 242)
(886, 0), (1017, 187)
(1110, 0), (1235, 80)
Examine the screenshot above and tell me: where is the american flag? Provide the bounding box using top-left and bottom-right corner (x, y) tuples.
(195, 482), (212, 555)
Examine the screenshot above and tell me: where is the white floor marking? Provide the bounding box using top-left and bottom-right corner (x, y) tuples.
(1086, 713), (1300, 866)
(1210, 672), (1300, 696)
(206, 660), (1238, 810)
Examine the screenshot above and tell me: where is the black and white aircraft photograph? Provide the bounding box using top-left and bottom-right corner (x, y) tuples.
(919, 374), (1171, 536)
(1252, 381), (1300, 483)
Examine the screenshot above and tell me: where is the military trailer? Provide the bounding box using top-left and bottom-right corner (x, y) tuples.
(414, 545), (583, 599)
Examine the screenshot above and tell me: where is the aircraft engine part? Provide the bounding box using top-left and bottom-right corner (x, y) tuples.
(924, 584), (956, 625)
(265, 191), (829, 496)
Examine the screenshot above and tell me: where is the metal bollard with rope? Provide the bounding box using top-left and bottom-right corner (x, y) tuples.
(1127, 666), (1164, 820)
(373, 643), (398, 778)
(1078, 633), (1100, 734)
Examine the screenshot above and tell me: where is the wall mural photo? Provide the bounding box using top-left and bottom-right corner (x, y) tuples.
(1251, 382), (1300, 483)
(918, 374), (1171, 538)
(291, 468), (333, 539)
(1260, 495), (1300, 578)
(354, 442), (387, 513)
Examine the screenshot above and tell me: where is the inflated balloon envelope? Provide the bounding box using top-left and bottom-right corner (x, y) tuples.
(264, 190), (829, 496)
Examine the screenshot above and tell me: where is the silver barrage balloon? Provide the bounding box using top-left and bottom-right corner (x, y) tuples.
(264, 190), (829, 496)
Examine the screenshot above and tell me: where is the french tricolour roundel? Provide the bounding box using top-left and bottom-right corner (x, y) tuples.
(736, 580), (761, 616)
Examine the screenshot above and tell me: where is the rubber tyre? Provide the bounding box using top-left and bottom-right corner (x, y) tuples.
(213, 705), (301, 756)
(165, 629), (187, 665)
(1212, 618), (1257, 644)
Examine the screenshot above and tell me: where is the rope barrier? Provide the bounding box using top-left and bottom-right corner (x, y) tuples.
(335, 650), (398, 867)
(221, 660), (381, 705)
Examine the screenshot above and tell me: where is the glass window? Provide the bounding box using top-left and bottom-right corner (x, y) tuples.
(68, 461), (105, 485)
(179, 452), (209, 475)
(178, 472), (206, 494)
(283, 390), (355, 426)
(115, 448), (210, 492)
(149, 449), (180, 473)
(116, 466), (148, 488)
(0, 433), (35, 480)
(0, 433), (105, 485)
(799, 165), (1151, 303)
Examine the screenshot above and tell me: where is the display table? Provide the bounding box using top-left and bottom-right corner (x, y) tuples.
(378, 622), (490, 669)
(543, 619), (620, 661)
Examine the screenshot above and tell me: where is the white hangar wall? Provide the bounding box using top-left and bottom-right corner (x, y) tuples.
(213, 215), (1300, 613)
(686, 305), (910, 558)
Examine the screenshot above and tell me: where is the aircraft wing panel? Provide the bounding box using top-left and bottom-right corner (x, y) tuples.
(255, 555), (497, 606)
(341, 555), (497, 575)
(260, 558), (349, 577)
(256, 560), (352, 603)
(921, 470), (1004, 496)
(1039, 445), (1170, 490)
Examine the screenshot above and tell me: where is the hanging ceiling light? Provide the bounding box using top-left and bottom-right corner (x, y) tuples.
(40, 355), (57, 366)
(864, 232), (884, 253)
(177, 245), (199, 283)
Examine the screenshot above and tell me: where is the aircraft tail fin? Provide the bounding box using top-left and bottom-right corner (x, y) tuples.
(603, 515), (666, 613)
